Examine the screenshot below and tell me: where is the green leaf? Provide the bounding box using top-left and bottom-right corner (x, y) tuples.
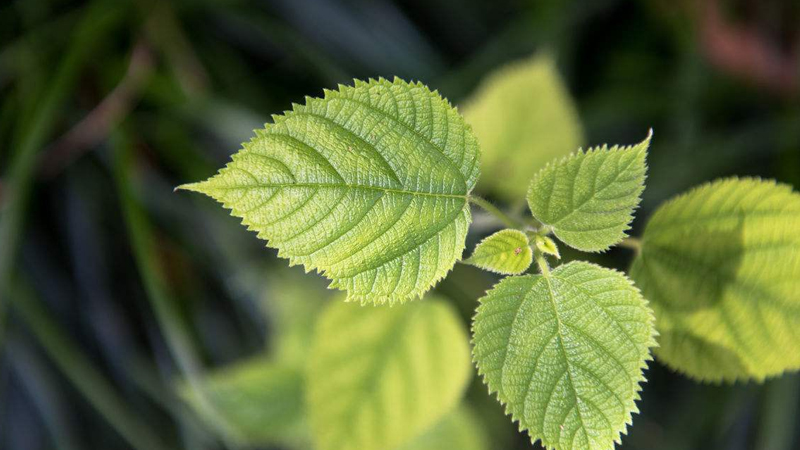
(396, 405), (488, 450)
(534, 235), (561, 259)
(526, 133), (651, 252)
(180, 359), (307, 446)
(179, 78), (480, 305)
(472, 262), (656, 450)
(462, 54), (583, 200)
(465, 229), (532, 275)
(630, 178), (800, 382)
(307, 296), (472, 450)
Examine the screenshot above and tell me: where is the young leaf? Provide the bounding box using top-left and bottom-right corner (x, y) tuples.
(630, 178), (800, 382)
(179, 78), (480, 305)
(465, 229), (532, 275)
(527, 133), (651, 252)
(462, 54), (584, 200)
(307, 296), (472, 450)
(472, 262), (656, 450)
(180, 359), (307, 446)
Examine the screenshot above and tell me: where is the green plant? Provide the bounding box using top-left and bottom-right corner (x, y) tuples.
(180, 77), (800, 450)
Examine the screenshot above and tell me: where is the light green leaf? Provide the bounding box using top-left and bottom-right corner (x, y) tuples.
(462, 54), (584, 200)
(465, 229), (532, 275)
(179, 78), (480, 305)
(307, 296), (472, 450)
(472, 262), (656, 450)
(180, 359), (307, 446)
(396, 405), (488, 450)
(630, 178), (800, 382)
(527, 133), (651, 252)
(534, 234), (561, 259)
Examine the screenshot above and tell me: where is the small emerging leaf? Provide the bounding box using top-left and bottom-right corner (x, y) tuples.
(630, 178), (800, 382)
(465, 229), (532, 275)
(534, 234), (560, 259)
(180, 78), (480, 305)
(472, 262), (656, 450)
(462, 54), (584, 200)
(527, 132), (651, 252)
(307, 296), (472, 450)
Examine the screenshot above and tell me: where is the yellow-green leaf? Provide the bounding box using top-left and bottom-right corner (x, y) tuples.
(465, 229), (532, 275)
(630, 178), (800, 382)
(527, 133), (650, 252)
(307, 296), (472, 450)
(180, 78), (480, 305)
(396, 405), (488, 450)
(462, 54), (583, 200)
(472, 262), (656, 450)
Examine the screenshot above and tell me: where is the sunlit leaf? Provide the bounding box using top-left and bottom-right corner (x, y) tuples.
(527, 133), (650, 252)
(396, 405), (488, 450)
(307, 296), (472, 450)
(462, 54), (583, 200)
(473, 262), (656, 450)
(630, 178), (800, 382)
(180, 78), (480, 305)
(465, 229), (532, 275)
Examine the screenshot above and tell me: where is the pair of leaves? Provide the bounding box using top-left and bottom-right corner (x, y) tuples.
(307, 296), (472, 450)
(630, 178), (800, 382)
(472, 262), (656, 450)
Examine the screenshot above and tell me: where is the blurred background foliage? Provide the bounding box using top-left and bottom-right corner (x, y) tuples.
(1, 0), (799, 449)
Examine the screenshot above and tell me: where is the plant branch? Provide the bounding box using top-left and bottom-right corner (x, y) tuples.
(469, 196), (524, 229)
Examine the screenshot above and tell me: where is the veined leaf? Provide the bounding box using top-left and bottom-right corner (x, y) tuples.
(465, 229), (532, 275)
(180, 78), (480, 305)
(527, 133), (651, 252)
(630, 178), (800, 382)
(472, 262), (656, 450)
(307, 296), (472, 450)
(180, 359), (307, 446)
(396, 405), (488, 450)
(462, 54), (584, 200)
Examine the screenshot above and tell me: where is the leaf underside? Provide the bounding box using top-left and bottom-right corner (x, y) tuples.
(472, 262), (656, 450)
(307, 297), (472, 450)
(466, 229), (533, 275)
(180, 78), (480, 305)
(527, 133), (650, 252)
(630, 178), (800, 382)
(462, 54), (584, 200)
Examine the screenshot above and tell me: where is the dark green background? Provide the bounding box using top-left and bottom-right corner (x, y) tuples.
(1, 0), (799, 449)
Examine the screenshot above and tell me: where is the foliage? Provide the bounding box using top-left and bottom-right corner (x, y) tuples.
(462, 54), (584, 200)
(630, 178), (800, 382)
(465, 228), (533, 275)
(180, 78), (480, 305)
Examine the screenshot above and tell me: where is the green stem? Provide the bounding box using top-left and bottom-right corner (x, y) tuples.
(9, 278), (171, 450)
(534, 248), (551, 277)
(469, 196), (524, 229)
(618, 237), (642, 252)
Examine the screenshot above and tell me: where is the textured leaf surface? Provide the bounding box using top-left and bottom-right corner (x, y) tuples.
(180, 78), (480, 304)
(472, 262), (656, 450)
(527, 133), (650, 252)
(465, 229), (532, 275)
(462, 54), (583, 200)
(396, 406), (488, 450)
(307, 296), (472, 450)
(181, 359), (306, 446)
(630, 178), (800, 382)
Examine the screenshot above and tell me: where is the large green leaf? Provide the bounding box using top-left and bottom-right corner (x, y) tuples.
(307, 296), (472, 450)
(630, 178), (800, 382)
(180, 78), (480, 305)
(462, 54), (583, 200)
(472, 262), (655, 450)
(180, 359), (307, 446)
(465, 229), (533, 275)
(527, 133), (650, 252)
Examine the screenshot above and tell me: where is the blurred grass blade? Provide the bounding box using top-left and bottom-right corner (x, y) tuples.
(0, 0), (124, 314)
(8, 278), (170, 450)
